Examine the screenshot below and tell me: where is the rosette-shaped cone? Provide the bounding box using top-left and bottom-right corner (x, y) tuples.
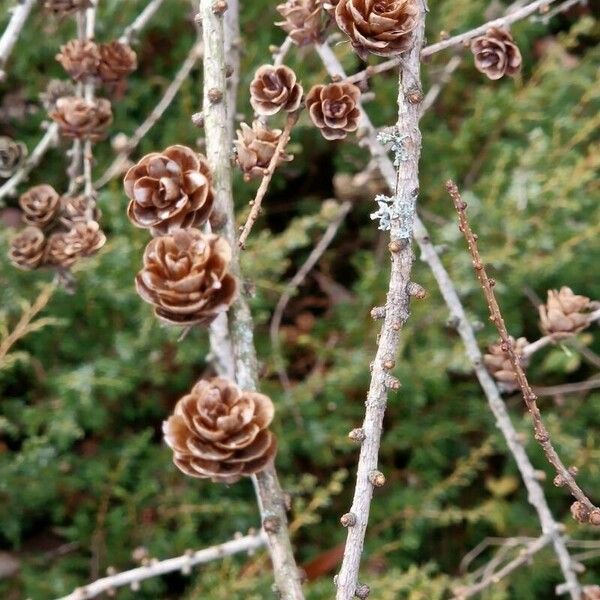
(250, 65), (303, 116)
(19, 184), (61, 228)
(124, 145), (214, 235)
(56, 39), (100, 81)
(51, 96), (113, 141)
(483, 336), (529, 393)
(539, 287), (591, 337)
(235, 121), (293, 181)
(45, 221), (106, 267)
(9, 227), (45, 270)
(583, 586), (600, 600)
(163, 377), (277, 484)
(335, 0), (419, 60)
(98, 41), (137, 83)
(135, 229), (237, 326)
(471, 27), (522, 80)
(43, 0), (92, 15)
(305, 82), (361, 140)
(0, 136), (27, 178)
(276, 0), (323, 46)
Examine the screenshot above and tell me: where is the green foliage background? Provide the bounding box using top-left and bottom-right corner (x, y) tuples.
(0, 0), (599, 598)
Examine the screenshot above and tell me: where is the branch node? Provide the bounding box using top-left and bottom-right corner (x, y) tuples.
(384, 374), (401, 390)
(211, 0), (228, 14)
(368, 470), (385, 487)
(191, 112), (204, 127)
(208, 87), (223, 103)
(262, 515), (282, 534)
(355, 583), (371, 599)
(407, 281), (427, 299)
(340, 512), (357, 527)
(370, 306), (386, 320)
(348, 428), (366, 442)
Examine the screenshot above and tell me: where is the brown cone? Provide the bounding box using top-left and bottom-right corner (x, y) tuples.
(9, 227), (46, 270)
(0, 136), (27, 178)
(335, 0), (419, 60)
(323, 0), (340, 15)
(39, 79), (76, 113)
(56, 40), (100, 82)
(483, 336), (529, 393)
(276, 0), (323, 47)
(124, 145), (214, 235)
(51, 96), (113, 141)
(61, 195), (101, 223)
(539, 287), (591, 337)
(163, 377), (277, 484)
(43, 0), (92, 15)
(19, 184), (61, 228)
(44, 221), (106, 267)
(471, 27), (522, 80)
(250, 65), (303, 116)
(305, 82), (361, 140)
(135, 229), (237, 326)
(235, 121), (293, 181)
(98, 41), (137, 83)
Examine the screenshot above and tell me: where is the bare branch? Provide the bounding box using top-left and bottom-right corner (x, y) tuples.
(315, 41), (582, 600)
(119, 0), (166, 45)
(238, 112), (298, 249)
(0, 0), (37, 81)
(53, 532), (267, 600)
(320, 5), (426, 596)
(421, 55), (462, 115)
(346, 0), (560, 85)
(447, 179), (600, 524)
(199, 1), (304, 597)
(272, 36), (293, 66)
(454, 535), (552, 599)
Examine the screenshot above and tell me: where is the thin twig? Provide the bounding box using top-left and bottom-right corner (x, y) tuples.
(270, 201), (351, 392)
(199, 1), (304, 597)
(315, 40), (581, 600)
(534, 376), (600, 397)
(346, 0), (560, 85)
(119, 0), (166, 45)
(319, 4), (426, 596)
(94, 42), (203, 190)
(533, 0), (586, 23)
(272, 36), (293, 66)
(0, 124), (59, 202)
(453, 535), (552, 599)
(238, 112), (298, 249)
(447, 179), (600, 525)
(53, 532), (267, 600)
(0, 0), (37, 80)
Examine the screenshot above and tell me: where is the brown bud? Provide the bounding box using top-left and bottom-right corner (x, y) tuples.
(340, 512), (356, 527)
(208, 88), (223, 103)
(348, 428), (365, 442)
(570, 501), (590, 524)
(368, 470), (385, 487)
(355, 583), (370, 599)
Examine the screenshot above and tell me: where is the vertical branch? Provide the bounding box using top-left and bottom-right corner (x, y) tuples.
(82, 1), (97, 219)
(325, 5), (426, 598)
(0, 0), (37, 80)
(198, 2), (304, 598)
(315, 38), (581, 600)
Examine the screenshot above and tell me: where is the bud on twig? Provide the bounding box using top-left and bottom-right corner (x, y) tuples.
(368, 470), (385, 487)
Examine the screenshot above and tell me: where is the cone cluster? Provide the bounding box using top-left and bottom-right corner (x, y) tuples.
(123, 145), (236, 328)
(163, 377), (277, 484)
(9, 184), (105, 271)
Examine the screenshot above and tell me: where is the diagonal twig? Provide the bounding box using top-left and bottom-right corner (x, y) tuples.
(119, 0), (166, 45)
(447, 179), (600, 527)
